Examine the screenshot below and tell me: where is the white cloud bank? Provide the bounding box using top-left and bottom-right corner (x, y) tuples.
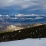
(15, 14), (45, 20)
(15, 14), (46, 17)
(0, 14), (45, 20)
(0, 0), (46, 10)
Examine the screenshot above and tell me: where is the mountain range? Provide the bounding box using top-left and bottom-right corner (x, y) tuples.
(0, 14), (46, 31)
(0, 23), (43, 31)
(0, 14), (46, 26)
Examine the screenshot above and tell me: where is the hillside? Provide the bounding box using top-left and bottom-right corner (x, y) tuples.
(0, 24), (46, 42)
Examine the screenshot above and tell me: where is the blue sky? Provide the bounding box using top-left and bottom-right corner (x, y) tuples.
(0, 0), (46, 24)
(0, 0), (46, 15)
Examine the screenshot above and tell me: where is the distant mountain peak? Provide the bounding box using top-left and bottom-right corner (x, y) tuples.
(33, 23), (42, 26)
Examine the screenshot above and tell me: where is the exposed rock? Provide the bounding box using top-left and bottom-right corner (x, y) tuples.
(33, 23), (42, 26)
(6, 25), (24, 31)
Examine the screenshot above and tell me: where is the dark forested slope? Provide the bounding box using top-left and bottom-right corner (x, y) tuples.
(0, 24), (46, 42)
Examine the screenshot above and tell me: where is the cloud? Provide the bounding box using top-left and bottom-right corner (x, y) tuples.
(10, 18), (18, 19)
(34, 17), (44, 19)
(15, 14), (45, 17)
(14, 14), (45, 20)
(15, 14), (39, 17)
(20, 16), (44, 20)
(0, 0), (46, 10)
(0, 14), (45, 20)
(0, 14), (2, 17)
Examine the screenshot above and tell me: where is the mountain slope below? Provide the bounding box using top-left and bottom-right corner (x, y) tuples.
(0, 24), (46, 42)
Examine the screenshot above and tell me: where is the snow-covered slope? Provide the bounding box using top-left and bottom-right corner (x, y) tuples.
(0, 38), (46, 46)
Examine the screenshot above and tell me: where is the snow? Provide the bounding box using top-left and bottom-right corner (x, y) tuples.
(0, 38), (46, 46)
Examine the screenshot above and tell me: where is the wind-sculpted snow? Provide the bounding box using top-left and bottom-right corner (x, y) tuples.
(0, 38), (46, 46)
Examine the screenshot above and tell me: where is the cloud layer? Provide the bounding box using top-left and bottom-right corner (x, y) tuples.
(0, 14), (46, 25)
(0, 0), (46, 10)
(0, 14), (46, 20)
(0, 0), (46, 15)
(15, 14), (46, 20)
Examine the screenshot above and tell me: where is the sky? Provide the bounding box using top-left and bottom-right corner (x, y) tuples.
(0, 0), (46, 15)
(0, 0), (46, 24)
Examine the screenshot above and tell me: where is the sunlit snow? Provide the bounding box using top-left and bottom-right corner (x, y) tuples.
(0, 38), (46, 46)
